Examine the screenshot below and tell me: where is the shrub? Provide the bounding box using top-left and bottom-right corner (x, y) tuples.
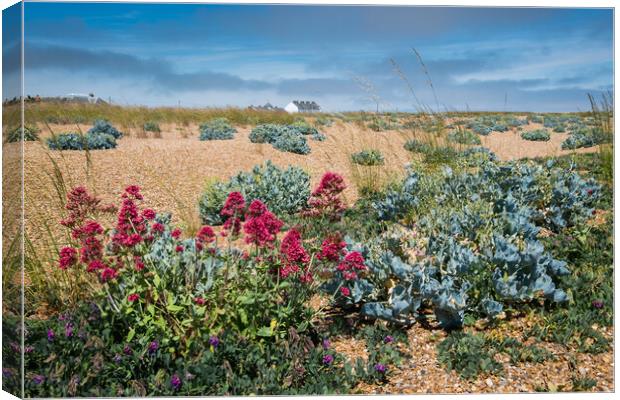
(249, 124), (311, 154)
(290, 120), (319, 136)
(403, 139), (432, 153)
(311, 132), (326, 141)
(198, 161), (311, 225)
(447, 129), (481, 145)
(143, 121), (161, 132)
(47, 132), (117, 150)
(5, 124), (39, 142)
(351, 149), (385, 166)
(199, 118), (237, 140)
(88, 119), (122, 139)
(249, 124), (289, 144)
(562, 132), (596, 149)
(273, 130), (311, 155)
(521, 129), (550, 141)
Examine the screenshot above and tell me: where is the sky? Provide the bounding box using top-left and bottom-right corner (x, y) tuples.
(2, 2), (614, 111)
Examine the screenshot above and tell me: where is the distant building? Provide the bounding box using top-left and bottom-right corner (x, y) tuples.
(285, 100), (321, 114)
(248, 102), (284, 112)
(60, 93), (107, 104)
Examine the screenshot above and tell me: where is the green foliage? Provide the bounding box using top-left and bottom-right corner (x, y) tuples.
(5, 124), (40, 143)
(351, 149), (385, 166)
(447, 129), (481, 145)
(249, 124), (311, 154)
(436, 332), (502, 379)
(47, 132), (117, 150)
(521, 129), (550, 141)
(437, 331), (552, 380)
(143, 121), (161, 133)
(403, 139), (432, 153)
(290, 120), (319, 136)
(199, 118), (237, 140)
(198, 160), (311, 225)
(88, 119), (123, 139)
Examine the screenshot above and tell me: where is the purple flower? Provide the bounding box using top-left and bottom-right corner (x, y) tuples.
(383, 335), (394, 344)
(32, 375), (45, 385)
(170, 374), (182, 391)
(47, 329), (55, 342)
(322, 354), (334, 365)
(148, 340), (159, 354)
(9, 342), (20, 353)
(123, 345), (133, 355)
(208, 336), (220, 348)
(113, 354), (122, 364)
(24, 346), (34, 353)
(65, 323), (74, 338)
(322, 339), (331, 349)
(374, 363), (386, 373)
(592, 300), (604, 309)
(3, 369), (13, 378)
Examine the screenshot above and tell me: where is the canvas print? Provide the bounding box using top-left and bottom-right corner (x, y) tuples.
(1, 1), (614, 397)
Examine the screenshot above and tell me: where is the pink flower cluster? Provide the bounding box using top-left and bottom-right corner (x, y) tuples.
(317, 235), (347, 262)
(303, 172), (347, 221)
(221, 192), (245, 236)
(112, 186), (148, 248)
(243, 200), (283, 248)
(279, 228), (312, 281)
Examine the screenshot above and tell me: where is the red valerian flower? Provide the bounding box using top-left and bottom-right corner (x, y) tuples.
(87, 260), (106, 272)
(318, 235), (347, 262)
(243, 209), (283, 247)
(280, 264), (300, 278)
(100, 267), (118, 282)
(127, 293), (139, 302)
(151, 222), (165, 233)
(280, 229), (310, 265)
(221, 192), (246, 218)
(343, 271), (358, 281)
(197, 226), (216, 243)
(142, 209), (156, 220)
(134, 256), (145, 271)
(246, 199), (268, 217)
(194, 297), (206, 305)
(340, 287), (351, 297)
(343, 251), (366, 270)
(58, 247), (78, 270)
(122, 185), (143, 200)
(303, 172), (347, 221)
(175, 245), (184, 253)
(60, 186), (113, 229)
(171, 229), (182, 239)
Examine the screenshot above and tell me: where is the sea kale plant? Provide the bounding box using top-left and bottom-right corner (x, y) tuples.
(198, 160), (311, 225)
(249, 124), (311, 154)
(5, 124), (40, 143)
(199, 118), (237, 140)
(352, 152), (601, 329)
(88, 119), (123, 139)
(351, 149), (385, 166)
(47, 131), (118, 150)
(521, 129), (550, 142)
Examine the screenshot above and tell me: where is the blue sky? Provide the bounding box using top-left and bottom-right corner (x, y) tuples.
(2, 2), (614, 111)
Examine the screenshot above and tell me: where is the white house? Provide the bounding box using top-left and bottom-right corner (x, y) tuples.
(284, 102), (299, 113)
(285, 100), (321, 114)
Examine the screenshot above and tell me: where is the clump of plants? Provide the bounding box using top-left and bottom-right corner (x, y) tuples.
(249, 124), (311, 154)
(403, 139), (432, 153)
(198, 160), (311, 224)
(4, 124), (40, 143)
(88, 119), (123, 139)
(143, 121), (161, 133)
(447, 129), (481, 145)
(521, 129), (550, 141)
(47, 131), (117, 150)
(351, 149), (385, 166)
(290, 120), (319, 136)
(6, 184), (398, 397)
(199, 118), (237, 140)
